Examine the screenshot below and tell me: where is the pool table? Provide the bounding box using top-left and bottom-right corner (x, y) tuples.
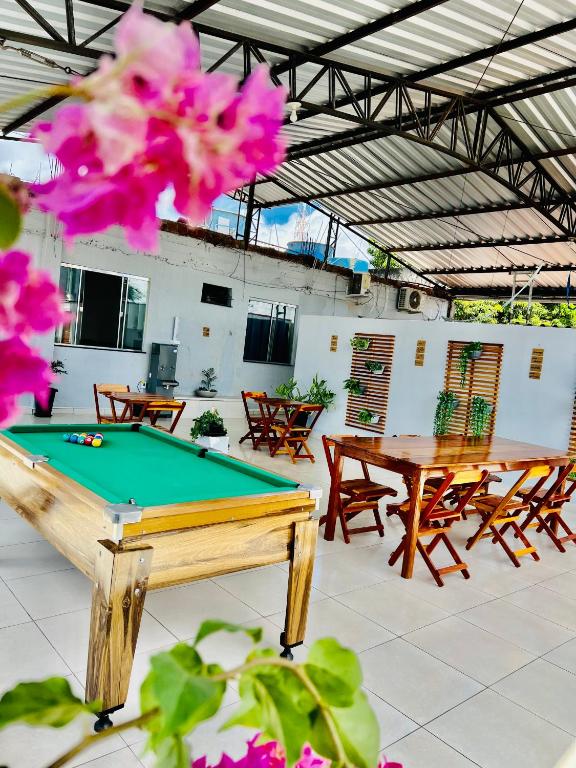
(0, 423), (321, 731)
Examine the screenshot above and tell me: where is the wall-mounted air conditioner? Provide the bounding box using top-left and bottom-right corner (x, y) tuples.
(347, 273), (371, 297)
(397, 286), (424, 312)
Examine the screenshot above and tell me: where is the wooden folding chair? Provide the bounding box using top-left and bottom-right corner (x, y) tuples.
(239, 391), (270, 448)
(321, 435), (398, 543)
(270, 404), (323, 463)
(465, 465), (551, 567)
(516, 463), (576, 553)
(93, 384), (130, 424)
(141, 400), (186, 433)
(388, 469), (490, 586)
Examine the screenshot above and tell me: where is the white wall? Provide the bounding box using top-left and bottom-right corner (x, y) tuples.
(20, 211), (448, 409)
(293, 316), (576, 451)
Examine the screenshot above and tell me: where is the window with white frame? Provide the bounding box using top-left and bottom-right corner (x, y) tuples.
(55, 264), (149, 351)
(243, 299), (296, 365)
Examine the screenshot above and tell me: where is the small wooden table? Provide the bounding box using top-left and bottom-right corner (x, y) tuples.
(106, 391), (169, 422)
(325, 435), (570, 578)
(253, 397), (309, 453)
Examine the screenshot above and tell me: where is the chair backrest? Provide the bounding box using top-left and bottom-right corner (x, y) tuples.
(496, 464), (552, 514)
(421, 469), (490, 525)
(93, 383), (130, 421)
(143, 400), (186, 432)
(286, 403), (323, 433)
(322, 434), (372, 481)
(531, 462), (576, 508)
(241, 391), (267, 421)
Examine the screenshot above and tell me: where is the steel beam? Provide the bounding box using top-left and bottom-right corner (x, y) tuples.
(452, 286), (570, 299)
(351, 201), (529, 226)
(425, 263), (576, 275)
(13, 0), (66, 42)
(65, 0), (76, 44)
(394, 235), (570, 253)
(174, 0), (222, 21)
(0, 26), (104, 58)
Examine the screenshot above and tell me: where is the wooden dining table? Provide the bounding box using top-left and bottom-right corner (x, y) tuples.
(325, 435), (570, 579)
(252, 396), (309, 453)
(106, 391), (170, 422)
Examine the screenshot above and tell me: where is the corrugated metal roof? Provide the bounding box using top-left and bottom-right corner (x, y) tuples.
(1, 0), (576, 295)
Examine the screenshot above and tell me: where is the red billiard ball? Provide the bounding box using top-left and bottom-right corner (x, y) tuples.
(84, 436), (93, 446)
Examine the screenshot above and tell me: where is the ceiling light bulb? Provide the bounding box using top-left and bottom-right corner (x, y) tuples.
(286, 101), (301, 123)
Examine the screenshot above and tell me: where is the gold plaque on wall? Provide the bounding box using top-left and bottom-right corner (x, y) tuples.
(415, 339), (426, 366)
(202, 327), (210, 337)
(330, 335), (338, 352)
(529, 348), (544, 379)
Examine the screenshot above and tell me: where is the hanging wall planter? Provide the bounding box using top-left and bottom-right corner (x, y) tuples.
(469, 395), (493, 438)
(343, 377), (366, 396)
(350, 336), (372, 352)
(459, 342), (483, 387)
(358, 408), (379, 425)
(365, 360), (385, 375)
(433, 389), (459, 436)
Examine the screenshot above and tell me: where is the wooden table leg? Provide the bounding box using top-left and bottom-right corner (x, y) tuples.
(281, 518), (318, 659)
(401, 469), (425, 579)
(324, 444), (343, 541)
(86, 541), (153, 731)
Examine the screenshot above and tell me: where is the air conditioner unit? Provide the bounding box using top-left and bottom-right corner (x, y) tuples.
(397, 286), (423, 313)
(347, 273), (371, 297)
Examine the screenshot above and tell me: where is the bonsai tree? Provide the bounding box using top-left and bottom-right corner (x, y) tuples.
(190, 408), (227, 440)
(343, 377), (365, 396)
(469, 396), (492, 437)
(196, 367), (218, 397)
(358, 408), (378, 425)
(304, 374), (335, 409)
(459, 342), (483, 387)
(51, 359), (67, 376)
(350, 336), (371, 351)
(365, 360), (385, 374)
(433, 390), (459, 436)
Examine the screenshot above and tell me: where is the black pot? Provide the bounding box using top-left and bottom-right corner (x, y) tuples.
(34, 387), (57, 418)
(294, 411), (310, 427)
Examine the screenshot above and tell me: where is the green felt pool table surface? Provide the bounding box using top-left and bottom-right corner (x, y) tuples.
(3, 423), (299, 507)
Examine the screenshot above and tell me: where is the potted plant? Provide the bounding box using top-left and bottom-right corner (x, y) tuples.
(196, 367), (218, 398)
(190, 408), (229, 452)
(459, 342), (483, 387)
(433, 389), (459, 436)
(358, 408), (379, 425)
(350, 336), (371, 351)
(469, 395), (492, 438)
(34, 359), (67, 417)
(275, 378), (302, 400)
(304, 374), (335, 410)
(365, 360), (385, 375)
(343, 377), (366, 396)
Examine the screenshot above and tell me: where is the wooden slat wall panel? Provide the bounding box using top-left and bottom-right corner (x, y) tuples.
(444, 342), (503, 436)
(345, 333), (395, 434)
(569, 393), (576, 455)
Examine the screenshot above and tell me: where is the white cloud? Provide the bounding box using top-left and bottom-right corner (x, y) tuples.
(0, 140), (55, 183)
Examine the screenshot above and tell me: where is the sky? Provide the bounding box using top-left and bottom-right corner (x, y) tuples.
(0, 138), (370, 267)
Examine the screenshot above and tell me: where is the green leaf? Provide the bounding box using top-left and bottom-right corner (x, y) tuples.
(0, 184), (22, 250)
(153, 735), (190, 768)
(150, 644), (225, 736)
(304, 639), (362, 707)
(0, 678), (96, 729)
(194, 620), (262, 646)
(332, 689), (380, 768)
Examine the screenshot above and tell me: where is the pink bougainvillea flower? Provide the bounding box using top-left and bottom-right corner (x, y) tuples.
(192, 737), (333, 768)
(32, 1), (285, 251)
(0, 337), (54, 427)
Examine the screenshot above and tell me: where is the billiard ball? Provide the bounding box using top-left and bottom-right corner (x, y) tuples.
(94, 433), (103, 440)
(92, 438), (102, 447)
(77, 436), (85, 445)
(70, 434), (78, 443)
(84, 436), (93, 446)
(63, 433), (71, 442)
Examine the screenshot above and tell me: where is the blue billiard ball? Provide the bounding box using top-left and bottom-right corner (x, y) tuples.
(63, 433), (71, 442)
(77, 436), (85, 445)
(70, 434), (78, 443)
(94, 433), (103, 440)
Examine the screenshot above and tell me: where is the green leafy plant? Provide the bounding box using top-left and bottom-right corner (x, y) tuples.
(0, 622), (381, 768)
(367, 242), (403, 279)
(190, 409), (227, 440)
(469, 396), (492, 438)
(343, 378), (365, 396)
(357, 408), (378, 425)
(198, 368), (217, 392)
(350, 336), (371, 352)
(0, 182), (22, 250)
(364, 361), (385, 374)
(458, 342), (482, 387)
(51, 360), (67, 376)
(304, 374), (335, 409)
(275, 378), (302, 400)
(433, 390), (459, 436)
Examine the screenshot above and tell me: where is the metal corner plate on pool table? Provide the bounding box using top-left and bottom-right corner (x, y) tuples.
(104, 503), (144, 542)
(298, 484), (322, 514)
(23, 454), (49, 469)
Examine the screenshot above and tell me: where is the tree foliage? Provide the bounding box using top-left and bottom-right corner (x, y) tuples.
(367, 242), (404, 278)
(453, 299), (576, 327)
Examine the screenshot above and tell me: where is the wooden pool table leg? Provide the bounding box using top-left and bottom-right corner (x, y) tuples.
(86, 541), (153, 731)
(281, 518), (318, 659)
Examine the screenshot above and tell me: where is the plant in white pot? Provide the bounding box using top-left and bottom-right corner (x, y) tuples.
(191, 408), (229, 453)
(196, 367), (218, 398)
(34, 359), (67, 417)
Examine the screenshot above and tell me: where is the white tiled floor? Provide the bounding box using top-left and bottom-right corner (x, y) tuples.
(1, 414), (576, 767)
